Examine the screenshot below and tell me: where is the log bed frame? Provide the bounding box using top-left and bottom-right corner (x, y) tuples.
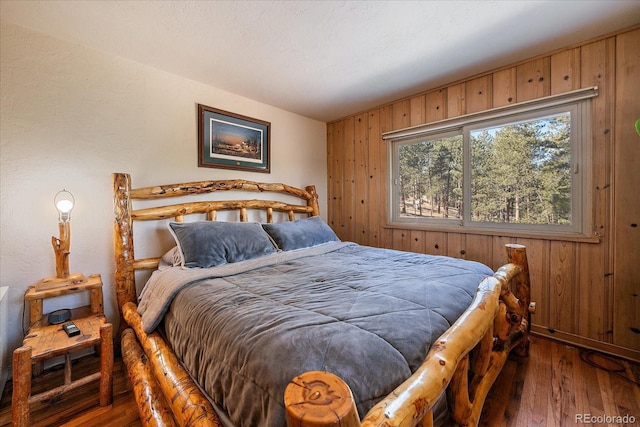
(112, 172), (535, 427)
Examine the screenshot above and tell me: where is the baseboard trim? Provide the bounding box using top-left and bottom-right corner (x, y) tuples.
(531, 325), (640, 362)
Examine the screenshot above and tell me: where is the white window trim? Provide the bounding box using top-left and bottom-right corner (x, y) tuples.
(386, 87), (597, 239)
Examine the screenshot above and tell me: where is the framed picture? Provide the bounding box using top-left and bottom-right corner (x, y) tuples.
(198, 104), (270, 173)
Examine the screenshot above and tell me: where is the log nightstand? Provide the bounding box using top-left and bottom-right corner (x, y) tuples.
(12, 274), (113, 427)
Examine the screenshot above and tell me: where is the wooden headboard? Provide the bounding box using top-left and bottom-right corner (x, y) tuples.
(112, 172), (319, 330)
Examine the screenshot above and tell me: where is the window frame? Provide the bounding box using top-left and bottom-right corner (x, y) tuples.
(385, 87), (597, 239)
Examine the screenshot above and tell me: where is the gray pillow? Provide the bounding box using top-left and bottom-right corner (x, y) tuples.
(262, 216), (339, 251)
(169, 221), (276, 268)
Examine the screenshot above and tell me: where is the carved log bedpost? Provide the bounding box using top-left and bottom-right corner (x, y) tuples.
(284, 371), (361, 427)
(505, 244), (533, 356)
(113, 173), (137, 341)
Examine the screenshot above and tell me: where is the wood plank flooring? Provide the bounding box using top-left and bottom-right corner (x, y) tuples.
(1, 335), (638, 426)
(0, 352), (139, 427)
(480, 337), (640, 426)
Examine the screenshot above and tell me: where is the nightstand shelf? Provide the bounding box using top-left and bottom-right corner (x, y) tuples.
(24, 273), (104, 327)
(12, 274), (113, 427)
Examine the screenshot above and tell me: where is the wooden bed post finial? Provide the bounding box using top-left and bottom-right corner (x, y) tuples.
(305, 185), (320, 217)
(285, 371), (361, 427)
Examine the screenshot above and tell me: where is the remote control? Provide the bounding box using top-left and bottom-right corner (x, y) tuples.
(62, 321), (81, 337)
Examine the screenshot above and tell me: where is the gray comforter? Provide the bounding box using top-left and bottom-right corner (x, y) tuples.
(137, 242), (493, 427)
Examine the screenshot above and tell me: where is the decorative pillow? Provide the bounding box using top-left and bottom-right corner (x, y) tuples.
(262, 216), (339, 251)
(168, 221), (277, 268)
(159, 246), (182, 269)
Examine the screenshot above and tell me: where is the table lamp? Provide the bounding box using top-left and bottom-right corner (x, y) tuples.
(35, 190), (84, 290)
(52, 189), (75, 279)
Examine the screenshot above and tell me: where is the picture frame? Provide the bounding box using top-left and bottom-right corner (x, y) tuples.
(198, 104), (271, 173)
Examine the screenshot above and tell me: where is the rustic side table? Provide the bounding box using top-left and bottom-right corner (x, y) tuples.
(12, 274), (113, 427)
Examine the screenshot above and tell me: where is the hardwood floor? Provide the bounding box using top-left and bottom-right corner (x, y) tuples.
(0, 353), (140, 427)
(480, 337), (640, 426)
(1, 335), (638, 426)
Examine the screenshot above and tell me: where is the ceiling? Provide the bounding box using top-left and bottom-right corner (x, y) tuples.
(2, 1), (639, 122)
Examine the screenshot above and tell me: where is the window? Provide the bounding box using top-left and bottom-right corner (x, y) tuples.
(396, 132), (463, 221)
(386, 87), (597, 238)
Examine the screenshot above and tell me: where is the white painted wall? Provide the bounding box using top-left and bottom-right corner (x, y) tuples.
(0, 22), (327, 382)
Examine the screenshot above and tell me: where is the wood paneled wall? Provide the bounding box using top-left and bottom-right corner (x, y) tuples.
(327, 27), (640, 360)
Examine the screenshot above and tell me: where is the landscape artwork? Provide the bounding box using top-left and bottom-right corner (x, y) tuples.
(198, 104), (271, 173)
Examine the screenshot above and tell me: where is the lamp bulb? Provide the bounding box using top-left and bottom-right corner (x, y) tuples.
(54, 189), (75, 222)
(56, 199), (74, 213)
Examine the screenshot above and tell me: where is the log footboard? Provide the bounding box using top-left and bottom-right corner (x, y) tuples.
(283, 244), (533, 427)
